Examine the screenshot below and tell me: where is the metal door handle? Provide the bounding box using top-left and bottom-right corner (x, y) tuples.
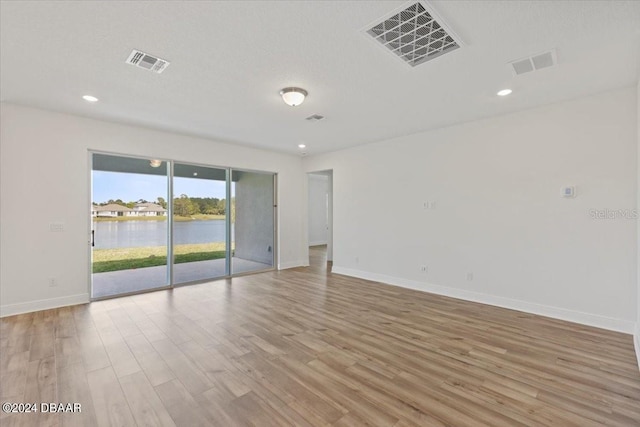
(91, 230), (95, 247)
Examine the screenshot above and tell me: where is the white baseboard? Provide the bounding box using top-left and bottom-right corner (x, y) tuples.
(0, 293), (90, 318)
(332, 266), (635, 334)
(278, 259), (309, 270)
(309, 241), (328, 246)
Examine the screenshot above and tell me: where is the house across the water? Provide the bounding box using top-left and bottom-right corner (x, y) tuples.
(132, 202), (167, 217)
(92, 202), (166, 217)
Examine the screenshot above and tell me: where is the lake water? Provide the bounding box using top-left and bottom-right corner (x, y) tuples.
(93, 220), (229, 249)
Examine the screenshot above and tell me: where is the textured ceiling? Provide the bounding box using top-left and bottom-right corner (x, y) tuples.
(1, 1), (639, 155)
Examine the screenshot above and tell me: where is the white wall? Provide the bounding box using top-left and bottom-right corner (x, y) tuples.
(308, 174), (329, 246)
(636, 80), (640, 365)
(0, 104), (307, 316)
(304, 86), (638, 333)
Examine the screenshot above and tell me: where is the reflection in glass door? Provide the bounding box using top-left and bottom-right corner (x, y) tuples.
(231, 170), (276, 274)
(91, 153), (169, 298)
(172, 163), (228, 284)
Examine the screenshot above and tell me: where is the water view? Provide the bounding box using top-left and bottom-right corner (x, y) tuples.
(93, 219), (230, 249)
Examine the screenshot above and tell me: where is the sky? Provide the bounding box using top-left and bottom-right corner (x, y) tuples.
(92, 171), (227, 203)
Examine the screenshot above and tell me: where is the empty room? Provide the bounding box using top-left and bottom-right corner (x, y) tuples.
(1, 1), (639, 426)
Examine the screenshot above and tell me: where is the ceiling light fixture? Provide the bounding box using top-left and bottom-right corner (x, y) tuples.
(497, 89), (513, 97)
(280, 87), (308, 107)
(298, 144), (306, 149)
(82, 95), (99, 102)
(149, 159), (162, 168)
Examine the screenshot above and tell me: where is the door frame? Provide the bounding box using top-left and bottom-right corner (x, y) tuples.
(306, 170), (333, 263)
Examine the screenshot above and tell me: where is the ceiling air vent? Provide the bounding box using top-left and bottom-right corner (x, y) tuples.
(306, 114), (325, 122)
(125, 49), (170, 74)
(365, 2), (461, 67)
(509, 50), (557, 76)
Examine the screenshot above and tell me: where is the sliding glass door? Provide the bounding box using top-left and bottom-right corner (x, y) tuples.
(173, 163), (229, 284)
(90, 153), (276, 299)
(231, 170), (275, 274)
(91, 154), (169, 298)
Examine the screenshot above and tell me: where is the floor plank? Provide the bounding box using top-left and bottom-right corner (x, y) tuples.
(118, 371), (176, 427)
(86, 366), (136, 427)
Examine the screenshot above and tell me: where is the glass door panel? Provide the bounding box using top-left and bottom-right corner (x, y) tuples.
(91, 153), (169, 298)
(172, 163), (228, 284)
(231, 170), (275, 275)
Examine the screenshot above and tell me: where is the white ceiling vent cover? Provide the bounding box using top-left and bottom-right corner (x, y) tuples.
(365, 2), (462, 67)
(306, 114), (325, 122)
(509, 50), (557, 76)
(126, 49), (170, 74)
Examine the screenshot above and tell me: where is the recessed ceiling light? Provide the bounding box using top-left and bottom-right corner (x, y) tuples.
(280, 87), (307, 107)
(298, 144), (306, 149)
(497, 89), (512, 97)
(82, 95), (99, 102)
(149, 159), (162, 168)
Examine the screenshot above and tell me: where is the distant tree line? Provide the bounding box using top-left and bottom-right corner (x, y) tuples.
(93, 196), (230, 216)
(173, 194), (227, 216)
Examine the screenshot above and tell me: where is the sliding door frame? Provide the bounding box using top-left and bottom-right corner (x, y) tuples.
(88, 150), (172, 301)
(226, 168), (232, 276)
(228, 169), (278, 277)
(88, 150), (277, 301)
(167, 159), (175, 287)
(171, 161), (230, 287)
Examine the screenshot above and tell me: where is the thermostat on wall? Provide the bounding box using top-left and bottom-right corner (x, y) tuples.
(561, 186), (576, 198)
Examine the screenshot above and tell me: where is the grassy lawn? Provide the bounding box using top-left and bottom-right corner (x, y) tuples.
(93, 214), (225, 222)
(92, 242), (229, 273)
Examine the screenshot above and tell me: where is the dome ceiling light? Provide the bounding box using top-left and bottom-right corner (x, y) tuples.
(280, 87), (308, 107)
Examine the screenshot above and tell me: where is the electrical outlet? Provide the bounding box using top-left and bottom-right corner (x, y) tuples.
(48, 278), (57, 287)
(49, 223), (64, 232)
(466, 272), (474, 281)
(355, 257), (359, 265)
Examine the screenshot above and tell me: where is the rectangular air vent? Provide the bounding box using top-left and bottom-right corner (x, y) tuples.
(509, 50), (556, 76)
(306, 114), (325, 122)
(126, 49), (170, 74)
(365, 2), (461, 67)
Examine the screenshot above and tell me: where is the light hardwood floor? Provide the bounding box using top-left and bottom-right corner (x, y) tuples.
(1, 246), (639, 426)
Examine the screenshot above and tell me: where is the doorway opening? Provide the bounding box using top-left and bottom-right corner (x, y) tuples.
(307, 170), (333, 269)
